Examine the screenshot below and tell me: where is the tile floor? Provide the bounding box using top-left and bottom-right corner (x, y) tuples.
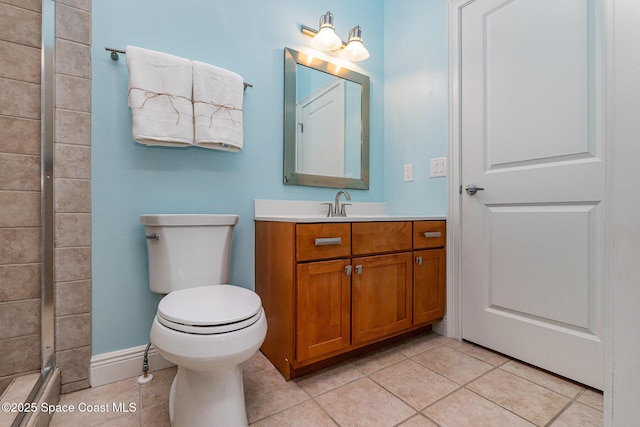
(50, 333), (603, 427)
(0, 373), (39, 426)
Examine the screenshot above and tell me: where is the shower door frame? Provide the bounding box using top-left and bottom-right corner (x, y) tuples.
(12, 0), (56, 424)
(41, 0), (55, 376)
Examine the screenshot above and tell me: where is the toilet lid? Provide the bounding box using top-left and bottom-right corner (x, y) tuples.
(157, 285), (262, 334)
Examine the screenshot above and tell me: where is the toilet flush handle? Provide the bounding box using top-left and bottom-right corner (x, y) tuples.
(145, 233), (159, 241)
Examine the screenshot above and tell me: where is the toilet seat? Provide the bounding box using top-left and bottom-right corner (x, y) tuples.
(157, 285), (262, 335)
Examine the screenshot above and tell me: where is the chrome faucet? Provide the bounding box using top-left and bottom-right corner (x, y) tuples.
(320, 191), (352, 217)
(333, 190), (351, 217)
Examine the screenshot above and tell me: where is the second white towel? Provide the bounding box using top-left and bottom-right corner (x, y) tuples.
(192, 61), (244, 151)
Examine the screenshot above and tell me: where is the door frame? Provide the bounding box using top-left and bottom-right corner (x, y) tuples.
(445, 0), (615, 424)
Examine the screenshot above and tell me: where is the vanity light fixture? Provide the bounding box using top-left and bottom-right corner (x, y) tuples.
(301, 11), (370, 61)
(309, 11), (343, 51)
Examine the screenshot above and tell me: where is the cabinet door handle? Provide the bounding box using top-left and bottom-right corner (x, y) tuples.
(416, 256), (423, 265)
(315, 237), (342, 246)
(355, 265), (363, 275)
(345, 265), (352, 276)
(423, 231), (442, 238)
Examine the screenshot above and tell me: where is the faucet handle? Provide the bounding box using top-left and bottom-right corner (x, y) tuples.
(340, 203), (352, 217)
(321, 203), (333, 217)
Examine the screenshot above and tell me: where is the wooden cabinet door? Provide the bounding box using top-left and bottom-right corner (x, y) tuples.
(296, 259), (351, 362)
(352, 253), (413, 344)
(413, 248), (446, 325)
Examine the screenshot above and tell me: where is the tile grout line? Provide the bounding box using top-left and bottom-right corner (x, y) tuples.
(312, 396), (342, 427)
(490, 364), (586, 401)
(462, 386), (537, 427)
(391, 413), (435, 427)
(462, 364), (544, 426)
(361, 339), (468, 424)
(138, 377), (143, 426)
(312, 356), (414, 427)
(543, 388), (588, 427)
(246, 375), (314, 425)
(415, 362), (502, 415)
(282, 337), (446, 426)
(413, 353), (572, 426)
(458, 362), (586, 427)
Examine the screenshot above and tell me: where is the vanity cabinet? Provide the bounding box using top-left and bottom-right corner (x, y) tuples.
(255, 219), (445, 380)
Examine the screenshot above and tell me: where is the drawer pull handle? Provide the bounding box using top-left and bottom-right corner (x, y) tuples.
(355, 265), (363, 275)
(315, 237), (342, 246)
(416, 256), (423, 265)
(345, 265), (352, 276)
(423, 231), (442, 238)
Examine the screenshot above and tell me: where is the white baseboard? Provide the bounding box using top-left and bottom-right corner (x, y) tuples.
(433, 317), (448, 337)
(90, 344), (175, 388)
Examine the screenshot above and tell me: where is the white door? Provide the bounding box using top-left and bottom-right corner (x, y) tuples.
(296, 79), (345, 177)
(460, 0), (605, 389)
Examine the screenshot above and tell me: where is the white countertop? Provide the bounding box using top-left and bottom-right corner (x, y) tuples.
(254, 199), (445, 223)
(254, 215), (446, 223)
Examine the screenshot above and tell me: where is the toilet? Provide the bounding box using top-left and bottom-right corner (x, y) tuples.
(140, 214), (267, 427)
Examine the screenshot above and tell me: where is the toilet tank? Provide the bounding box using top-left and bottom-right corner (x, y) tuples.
(140, 214), (238, 294)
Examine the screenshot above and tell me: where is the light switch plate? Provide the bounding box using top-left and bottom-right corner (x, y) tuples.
(403, 163), (414, 182)
(430, 157), (447, 177)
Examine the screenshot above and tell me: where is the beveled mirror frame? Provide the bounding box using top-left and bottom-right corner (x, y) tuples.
(283, 47), (370, 189)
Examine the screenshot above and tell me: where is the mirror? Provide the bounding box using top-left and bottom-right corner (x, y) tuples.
(284, 47), (370, 189)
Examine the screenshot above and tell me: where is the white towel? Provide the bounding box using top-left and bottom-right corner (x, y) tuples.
(126, 46), (194, 147)
(192, 61), (244, 151)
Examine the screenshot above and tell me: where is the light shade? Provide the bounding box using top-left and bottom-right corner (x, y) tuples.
(343, 25), (370, 61)
(310, 11), (342, 51)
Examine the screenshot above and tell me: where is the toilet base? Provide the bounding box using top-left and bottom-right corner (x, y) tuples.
(169, 365), (248, 427)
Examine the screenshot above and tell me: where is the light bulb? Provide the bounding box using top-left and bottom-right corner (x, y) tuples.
(343, 26), (370, 61)
(310, 11), (342, 51)
(311, 27), (342, 51)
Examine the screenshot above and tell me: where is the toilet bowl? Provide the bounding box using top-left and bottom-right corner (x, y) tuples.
(152, 285), (267, 426)
(140, 214), (267, 427)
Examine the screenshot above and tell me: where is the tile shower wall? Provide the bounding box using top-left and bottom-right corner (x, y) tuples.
(0, 0), (43, 396)
(0, 0), (92, 396)
(53, 0), (92, 395)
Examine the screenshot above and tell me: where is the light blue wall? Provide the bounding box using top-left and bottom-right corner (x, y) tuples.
(91, 0), (386, 354)
(91, 0), (449, 356)
(384, 0), (448, 215)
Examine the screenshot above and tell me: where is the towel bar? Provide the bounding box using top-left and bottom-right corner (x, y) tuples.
(105, 46), (126, 60)
(105, 46), (253, 90)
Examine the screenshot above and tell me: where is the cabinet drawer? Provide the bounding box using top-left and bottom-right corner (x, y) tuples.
(413, 221), (446, 249)
(352, 221), (412, 256)
(296, 223), (351, 261)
